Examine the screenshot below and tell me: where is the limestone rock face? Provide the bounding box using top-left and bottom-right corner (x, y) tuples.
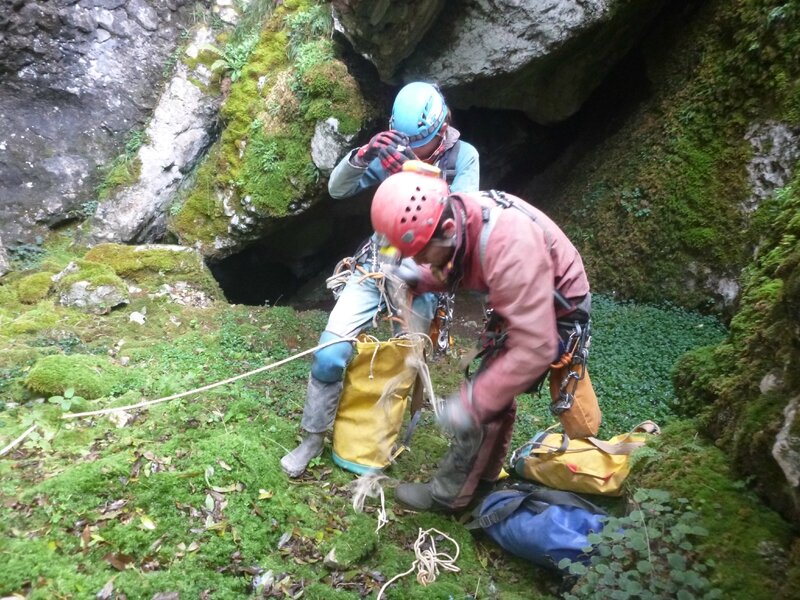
(0, 0), (200, 249)
(334, 0), (667, 123)
(86, 54), (221, 244)
(331, 0), (447, 80)
(311, 118), (357, 176)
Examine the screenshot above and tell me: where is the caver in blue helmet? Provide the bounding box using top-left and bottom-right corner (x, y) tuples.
(389, 82), (448, 149)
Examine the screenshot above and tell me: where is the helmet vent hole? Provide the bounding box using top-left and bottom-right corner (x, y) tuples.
(416, 205), (422, 211)
(411, 216), (417, 222)
(421, 195), (426, 201)
(405, 207), (411, 212)
(400, 217), (407, 223)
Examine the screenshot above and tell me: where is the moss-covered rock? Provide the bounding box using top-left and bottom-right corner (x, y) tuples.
(51, 260), (129, 314)
(15, 272), (53, 304)
(631, 420), (798, 599)
(0, 301), (60, 336)
(83, 243), (223, 300)
(170, 0), (370, 257)
(544, 0), (800, 310)
(25, 354), (128, 399)
(674, 178), (800, 523)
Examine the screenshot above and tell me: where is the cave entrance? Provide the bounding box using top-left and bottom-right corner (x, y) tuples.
(208, 39), (652, 308)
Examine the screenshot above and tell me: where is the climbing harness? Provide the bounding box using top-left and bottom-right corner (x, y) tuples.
(549, 319), (591, 416)
(429, 292), (455, 357)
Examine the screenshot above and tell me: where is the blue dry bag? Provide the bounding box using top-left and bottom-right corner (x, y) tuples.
(465, 483), (606, 570)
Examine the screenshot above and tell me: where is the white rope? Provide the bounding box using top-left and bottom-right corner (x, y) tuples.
(61, 337), (358, 420)
(377, 527), (461, 599)
(0, 424), (38, 457)
(349, 472), (391, 533)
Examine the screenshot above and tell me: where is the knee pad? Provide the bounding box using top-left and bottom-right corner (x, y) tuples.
(311, 331), (354, 382)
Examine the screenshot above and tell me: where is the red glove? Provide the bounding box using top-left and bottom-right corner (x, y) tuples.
(354, 130), (407, 166)
(378, 145), (412, 175)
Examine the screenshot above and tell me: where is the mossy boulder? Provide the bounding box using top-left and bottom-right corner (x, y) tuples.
(0, 301), (60, 336)
(630, 420), (798, 599)
(25, 354), (128, 399)
(544, 0), (800, 310)
(83, 243), (223, 300)
(51, 260), (129, 314)
(15, 272), (54, 304)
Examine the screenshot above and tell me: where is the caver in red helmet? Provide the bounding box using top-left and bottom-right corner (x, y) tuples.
(370, 168), (451, 257)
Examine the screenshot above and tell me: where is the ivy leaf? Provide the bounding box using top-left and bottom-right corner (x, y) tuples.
(568, 562), (588, 576)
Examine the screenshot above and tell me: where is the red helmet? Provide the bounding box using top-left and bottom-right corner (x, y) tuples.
(371, 170), (451, 257)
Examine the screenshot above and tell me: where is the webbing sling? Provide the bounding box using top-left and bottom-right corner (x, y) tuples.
(477, 191), (571, 310)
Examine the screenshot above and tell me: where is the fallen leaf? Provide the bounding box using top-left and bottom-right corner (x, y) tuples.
(258, 489), (273, 500)
(217, 460), (232, 471)
(103, 552), (134, 571)
(81, 524), (91, 550)
(139, 515), (157, 530)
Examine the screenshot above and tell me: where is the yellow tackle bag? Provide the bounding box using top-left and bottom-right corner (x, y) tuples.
(509, 421), (660, 496)
(332, 335), (425, 474)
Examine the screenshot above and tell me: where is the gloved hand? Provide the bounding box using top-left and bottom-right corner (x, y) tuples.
(382, 259), (421, 288)
(354, 130), (408, 167)
(437, 392), (478, 435)
(378, 145), (410, 175)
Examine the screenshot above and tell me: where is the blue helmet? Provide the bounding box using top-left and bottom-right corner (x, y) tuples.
(389, 82), (448, 149)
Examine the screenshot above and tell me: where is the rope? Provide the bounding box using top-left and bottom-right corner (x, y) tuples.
(61, 337), (358, 420)
(0, 424), (38, 457)
(349, 472), (391, 533)
(377, 528), (461, 599)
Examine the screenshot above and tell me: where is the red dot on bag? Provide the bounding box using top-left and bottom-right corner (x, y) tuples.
(567, 464), (578, 473)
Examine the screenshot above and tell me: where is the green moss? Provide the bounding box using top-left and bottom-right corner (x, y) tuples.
(672, 175), (800, 522)
(16, 272), (54, 304)
(631, 420), (796, 599)
(82, 243), (222, 298)
(96, 156), (142, 201)
(53, 259), (125, 290)
(0, 281), (18, 305)
(0, 301), (60, 335)
(550, 0), (800, 308)
(25, 353), (128, 398)
(170, 1), (369, 252)
(320, 514), (378, 567)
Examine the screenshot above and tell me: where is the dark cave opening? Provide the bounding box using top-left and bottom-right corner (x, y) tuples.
(208, 24), (656, 309)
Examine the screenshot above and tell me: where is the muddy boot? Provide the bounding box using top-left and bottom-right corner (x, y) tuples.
(281, 376), (342, 478)
(395, 482), (455, 513)
(280, 432), (325, 478)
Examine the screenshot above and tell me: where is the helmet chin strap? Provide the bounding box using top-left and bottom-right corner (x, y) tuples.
(431, 196), (467, 288)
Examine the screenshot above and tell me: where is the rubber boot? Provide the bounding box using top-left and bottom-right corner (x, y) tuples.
(395, 479), (495, 513)
(280, 432), (325, 478)
(280, 375), (343, 478)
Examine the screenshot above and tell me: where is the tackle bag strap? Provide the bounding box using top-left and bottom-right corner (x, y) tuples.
(464, 484), (606, 531)
(585, 420), (661, 455)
